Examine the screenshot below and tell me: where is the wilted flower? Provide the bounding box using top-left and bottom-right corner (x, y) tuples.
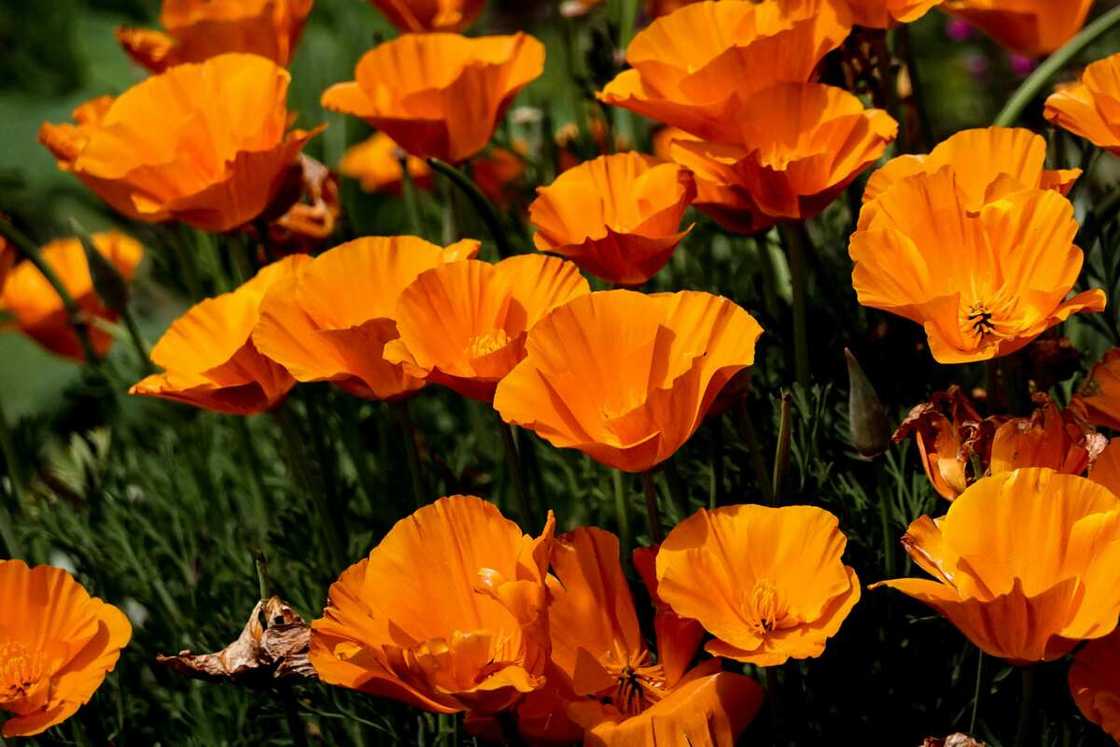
(943, 0), (1094, 57)
(656, 504), (860, 667)
(529, 152), (696, 285)
(1045, 52), (1120, 156)
(40, 54), (321, 233)
(0, 560), (131, 738)
(116, 0), (313, 72)
(494, 290), (763, 473)
(322, 34), (545, 163)
(253, 236), (479, 400)
(874, 468), (1120, 662)
(1071, 349), (1120, 431)
(268, 155), (341, 254)
(383, 255), (589, 402)
(310, 496), (555, 714)
(0, 232), (144, 361)
(367, 0), (486, 32)
(989, 395), (1106, 478)
(131, 256), (305, 414)
(339, 132), (432, 193)
(1070, 629), (1120, 741)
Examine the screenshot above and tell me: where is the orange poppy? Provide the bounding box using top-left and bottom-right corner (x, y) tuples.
(0, 560), (132, 738)
(0, 232), (144, 361)
(874, 468), (1120, 662)
(309, 495), (555, 714)
(667, 82), (896, 234)
(40, 54), (321, 233)
(1071, 349), (1120, 431)
(850, 168), (1106, 364)
(989, 395), (1107, 478)
(1070, 629), (1120, 741)
(253, 236), (479, 400)
(494, 290), (762, 472)
(322, 33), (545, 163)
(339, 132), (432, 194)
(597, 0), (852, 141)
(529, 153), (696, 286)
(130, 256), (305, 414)
(383, 255), (590, 402)
(116, 0), (313, 73)
(943, 0), (1094, 57)
(471, 146), (528, 210)
(268, 155), (342, 254)
(841, 0), (943, 27)
(1045, 52), (1120, 156)
(368, 0), (486, 32)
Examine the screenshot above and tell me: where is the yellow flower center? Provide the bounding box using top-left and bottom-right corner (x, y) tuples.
(0, 639), (45, 705)
(959, 291), (1025, 347)
(466, 329), (511, 359)
(742, 579), (789, 637)
(602, 645), (666, 716)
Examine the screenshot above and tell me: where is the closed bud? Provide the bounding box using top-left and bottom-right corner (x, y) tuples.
(74, 227), (130, 315)
(845, 348), (890, 458)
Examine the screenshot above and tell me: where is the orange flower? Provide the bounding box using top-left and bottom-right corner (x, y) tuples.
(268, 155), (342, 254)
(383, 255), (589, 402)
(0, 560), (131, 738)
(116, 0), (313, 73)
(841, 0), (943, 27)
(1089, 437), (1120, 497)
(322, 34), (545, 163)
(850, 168), (1106, 364)
(494, 290), (762, 472)
(874, 468), (1120, 662)
(368, 0), (486, 32)
(598, 0), (852, 141)
(0, 237), (12, 292)
(130, 257), (305, 414)
(1070, 629), (1120, 742)
(989, 395), (1106, 478)
(310, 496), (555, 714)
(1072, 349), (1120, 431)
(471, 146), (528, 210)
(667, 82), (896, 234)
(40, 54), (321, 233)
(1045, 52), (1120, 156)
(944, 0), (1094, 57)
(0, 232), (144, 361)
(339, 132), (432, 194)
(529, 153), (696, 286)
(253, 236), (479, 400)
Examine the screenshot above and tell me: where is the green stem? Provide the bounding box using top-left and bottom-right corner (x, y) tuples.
(995, 4), (1120, 126)
(498, 420), (534, 528)
(640, 470), (663, 544)
(736, 397), (774, 503)
(895, 25), (933, 151)
(120, 307), (153, 374)
(878, 480), (896, 578)
(428, 158), (515, 259)
(255, 550), (273, 601)
(969, 649), (983, 735)
(280, 686), (310, 747)
(236, 417), (270, 546)
(613, 470), (632, 551)
(779, 223), (811, 389)
(1013, 667), (1036, 747)
(392, 399), (428, 509)
(399, 154), (425, 238)
(772, 392), (793, 503)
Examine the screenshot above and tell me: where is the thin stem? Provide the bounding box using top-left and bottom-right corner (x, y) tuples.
(1013, 667), (1036, 747)
(498, 420), (534, 528)
(236, 417), (270, 546)
(392, 400), (428, 509)
(640, 470), (663, 544)
(736, 397), (774, 503)
(120, 307), (154, 374)
(399, 154), (425, 238)
(969, 649), (983, 735)
(613, 470), (632, 551)
(772, 392), (793, 503)
(779, 223), (811, 389)
(255, 550), (273, 601)
(895, 25), (933, 151)
(280, 686), (310, 747)
(878, 480), (896, 579)
(428, 158), (515, 259)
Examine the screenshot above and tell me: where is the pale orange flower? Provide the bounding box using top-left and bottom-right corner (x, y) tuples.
(494, 290), (763, 473)
(116, 0), (313, 73)
(0, 232), (144, 361)
(850, 168), (1106, 364)
(130, 257), (305, 414)
(529, 152), (696, 286)
(668, 82), (896, 234)
(944, 0), (1094, 57)
(1072, 349), (1120, 431)
(383, 255), (590, 402)
(368, 0), (486, 32)
(874, 468), (1120, 662)
(989, 395), (1106, 478)
(0, 560), (132, 738)
(253, 236), (479, 400)
(40, 54), (321, 233)
(1045, 52), (1120, 156)
(1070, 629), (1120, 742)
(339, 132), (432, 194)
(310, 496), (555, 714)
(322, 34), (545, 163)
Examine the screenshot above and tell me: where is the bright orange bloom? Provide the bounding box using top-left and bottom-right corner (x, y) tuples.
(598, 0), (852, 141)
(944, 0), (1094, 57)
(668, 82), (896, 234)
(495, 290), (761, 473)
(1072, 349), (1120, 431)
(989, 395), (1106, 478)
(850, 168), (1106, 364)
(253, 236), (479, 400)
(116, 0), (313, 73)
(0, 232), (144, 361)
(339, 132), (432, 194)
(1070, 629), (1120, 741)
(1045, 53), (1120, 156)
(310, 496), (555, 714)
(368, 0), (485, 31)
(322, 34), (545, 163)
(0, 560), (131, 738)
(383, 255), (589, 402)
(39, 54), (321, 233)
(875, 468), (1120, 662)
(130, 257), (305, 414)
(841, 0), (943, 27)
(529, 153), (696, 286)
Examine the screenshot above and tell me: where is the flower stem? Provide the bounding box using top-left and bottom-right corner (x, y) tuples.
(428, 158), (515, 259)
(236, 417), (270, 546)
(772, 392), (793, 503)
(399, 154), (425, 238)
(498, 419), (534, 528)
(894, 25), (933, 151)
(736, 396), (774, 504)
(613, 470), (633, 550)
(779, 223), (811, 389)
(392, 399), (428, 509)
(641, 470), (663, 544)
(878, 480), (896, 579)
(969, 649), (984, 735)
(1013, 667), (1035, 747)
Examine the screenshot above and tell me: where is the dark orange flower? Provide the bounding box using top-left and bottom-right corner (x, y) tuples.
(0, 560), (132, 738)
(875, 469), (1120, 663)
(989, 395), (1106, 478)
(0, 232), (144, 361)
(1072, 349), (1120, 431)
(667, 82), (896, 234)
(598, 0), (852, 141)
(1045, 53), (1120, 156)
(368, 0), (485, 32)
(529, 153), (695, 286)
(130, 257), (305, 414)
(268, 155), (342, 254)
(310, 496), (555, 715)
(494, 290), (763, 473)
(841, 0), (943, 27)
(1070, 629), (1120, 741)
(0, 237), (12, 292)
(383, 255), (589, 402)
(471, 146), (528, 210)
(322, 34), (545, 163)
(116, 0), (313, 73)
(253, 236), (479, 400)
(1089, 437), (1120, 497)
(40, 54), (321, 233)
(944, 0), (1094, 57)
(339, 132), (432, 194)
